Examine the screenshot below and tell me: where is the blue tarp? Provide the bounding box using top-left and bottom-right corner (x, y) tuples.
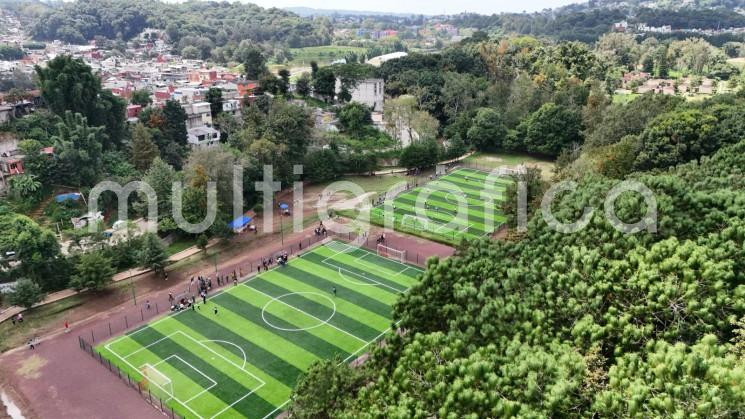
(55, 193), (81, 203)
(228, 215), (252, 230)
(279, 203), (289, 209)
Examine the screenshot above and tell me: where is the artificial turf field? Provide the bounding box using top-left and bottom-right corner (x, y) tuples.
(96, 241), (422, 419)
(369, 167), (512, 243)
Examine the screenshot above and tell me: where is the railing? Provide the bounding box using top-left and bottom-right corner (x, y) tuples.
(78, 335), (183, 419)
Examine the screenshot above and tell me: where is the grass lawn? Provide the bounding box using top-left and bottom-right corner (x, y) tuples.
(368, 168), (511, 245)
(285, 45), (367, 67)
(612, 92), (641, 104)
(463, 152), (555, 181)
(167, 237), (197, 257)
(97, 241), (422, 419)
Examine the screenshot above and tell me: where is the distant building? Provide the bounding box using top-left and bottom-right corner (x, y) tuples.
(367, 51), (408, 67)
(337, 78), (385, 111)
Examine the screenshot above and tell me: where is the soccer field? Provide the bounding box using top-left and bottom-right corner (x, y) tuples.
(96, 241), (422, 419)
(369, 168), (512, 244)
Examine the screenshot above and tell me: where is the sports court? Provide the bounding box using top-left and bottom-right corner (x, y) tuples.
(96, 241), (422, 419)
(369, 167), (512, 243)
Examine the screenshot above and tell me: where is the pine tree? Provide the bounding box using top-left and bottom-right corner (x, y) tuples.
(129, 123), (159, 172)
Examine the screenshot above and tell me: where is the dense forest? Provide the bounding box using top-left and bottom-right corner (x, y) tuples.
(287, 66), (745, 419)
(25, 0), (332, 53)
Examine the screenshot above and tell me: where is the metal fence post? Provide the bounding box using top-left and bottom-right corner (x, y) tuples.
(125, 315), (129, 329)
(108, 322), (112, 336)
(141, 309), (144, 321)
(91, 330), (95, 342)
(155, 302), (159, 314)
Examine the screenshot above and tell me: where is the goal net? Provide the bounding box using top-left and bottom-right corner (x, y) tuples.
(141, 364), (174, 398)
(377, 244), (406, 263)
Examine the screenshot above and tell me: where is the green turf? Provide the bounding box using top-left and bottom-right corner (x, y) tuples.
(96, 241), (422, 419)
(368, 168), (512, 244)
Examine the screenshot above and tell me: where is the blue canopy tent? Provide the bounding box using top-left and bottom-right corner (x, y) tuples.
(228, 215), (252, 232)
(55, 193), (82, 203)
(279, 203), (289, 209)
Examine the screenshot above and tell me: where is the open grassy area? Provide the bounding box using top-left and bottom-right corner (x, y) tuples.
(368, 168), (511, 245)
(285, 45), (367, 67)
(0, 294), (86, 352)
(97, 241), (421, 419)
(462, 152), (555, 181)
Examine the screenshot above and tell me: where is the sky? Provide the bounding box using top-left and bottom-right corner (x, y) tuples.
(249, 0), (581, 15)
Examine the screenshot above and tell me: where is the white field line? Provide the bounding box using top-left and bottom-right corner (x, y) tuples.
(244, 285), (368, 345)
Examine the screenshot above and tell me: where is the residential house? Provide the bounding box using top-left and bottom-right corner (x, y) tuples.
(183, 102), (213, 129)
(187, 126), (220, 149)
(222, 99), (241, 117)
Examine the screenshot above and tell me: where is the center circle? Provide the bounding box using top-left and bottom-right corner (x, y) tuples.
(261, 292), (336, 332)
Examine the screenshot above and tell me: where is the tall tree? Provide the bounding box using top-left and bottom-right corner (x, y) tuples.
(137, 233), (168, 277)
(243, 46), (267, 80)
(52, 112), (106, 187)
(205, 87), (223, 119)
(69, 252), (116, 291)
(129, 123), (159, 172)
(35, 55), (100, 122)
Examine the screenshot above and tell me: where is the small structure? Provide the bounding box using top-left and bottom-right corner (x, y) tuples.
(336, 78), (385, 111)
(71, 211), (104, 229)
(187, 126), (220, 148)
(228, 215), (253, 233)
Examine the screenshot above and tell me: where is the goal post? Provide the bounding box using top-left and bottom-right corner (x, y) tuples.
(377, 244), (406, 263)
(141, 363), (174, 398)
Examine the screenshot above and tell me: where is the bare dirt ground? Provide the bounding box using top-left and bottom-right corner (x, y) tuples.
(0, 187), (454, 419)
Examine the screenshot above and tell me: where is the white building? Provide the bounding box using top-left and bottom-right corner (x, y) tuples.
(337, 78), (385, 111)
(187, 126), (220, 149)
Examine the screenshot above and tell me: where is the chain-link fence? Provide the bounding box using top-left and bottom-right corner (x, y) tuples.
(78, 336), (183, 419)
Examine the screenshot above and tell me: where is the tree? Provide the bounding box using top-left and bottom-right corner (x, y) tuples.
(69, 252), (116, 291)
(296, 73), (311, 97)
(9, 174), (42, 199)
(205, 87), (223, 118)
(35, 55), (100, 122)
(520, 103), (583, 156)
(129, 123), (159, 172)
(312, 67), (336, 102)
(9, 279), (45, 309)
(52, 112), (106, 187)
(384, 95), (417, 143)
(399, 140), (440, 170)
(287, 358), (363, 419)
(243, 46), (267, 80)
(0, 213), (62, 290)
(304, 149), (342, 182)
(162, 100), (188, 147)
(411, 111), (440, 141)
(137, 233), (168, 277)
(130, 90), (152, 107)
(337, 102), (371, 135)
(634, 109), (717, 171)
(466, 107), (507, 151)
(277, 68), (290, 97)
(196, 234), (208, 254)
(140, 158), (178, 231)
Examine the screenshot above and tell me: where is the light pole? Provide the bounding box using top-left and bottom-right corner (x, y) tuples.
(129, 269), (137, 306)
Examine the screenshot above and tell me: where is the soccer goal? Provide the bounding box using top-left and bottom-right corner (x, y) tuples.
(141, 363), (174, 398)
(377, 244), (406, 263)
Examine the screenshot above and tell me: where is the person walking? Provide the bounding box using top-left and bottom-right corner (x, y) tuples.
(64, 320), (70, 333)
(145, 300), (151, 310)
(213, 306), (218, 316)
(331, 286), (337, 297)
